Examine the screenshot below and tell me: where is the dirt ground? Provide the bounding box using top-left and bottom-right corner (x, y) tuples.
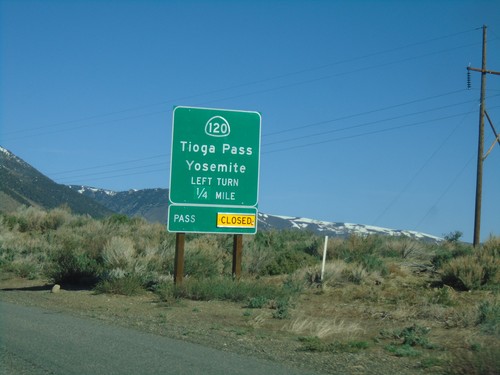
(0, 274), (493, 375)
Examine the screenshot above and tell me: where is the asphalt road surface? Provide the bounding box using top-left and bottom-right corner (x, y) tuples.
(0, 301), (324, 375)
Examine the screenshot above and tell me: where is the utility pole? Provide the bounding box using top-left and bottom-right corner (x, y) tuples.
(467, 25), (500, 247)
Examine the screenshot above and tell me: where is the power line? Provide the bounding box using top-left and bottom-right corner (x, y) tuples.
(262, 99), (477, 147)
(44, 93), (477, 180)
(372, 103), (477, 225)
(58, 167), (170, 185)
(45, 97), (499, 183)
(195, 42), (479, 108)
(261, 110), (482, 155)
(49, 153), (169, 176)
(415, 154), (475, 231)
(264, 90), (464, 137)
(3, 42), (479, 141)
(55, 161), (169, 181)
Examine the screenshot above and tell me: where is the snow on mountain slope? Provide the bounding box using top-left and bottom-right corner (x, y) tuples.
(257, 213), (442, 242)
(69, 185), (442, 242)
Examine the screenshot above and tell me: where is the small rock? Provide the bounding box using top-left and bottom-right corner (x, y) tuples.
(51, 284), (61, 293)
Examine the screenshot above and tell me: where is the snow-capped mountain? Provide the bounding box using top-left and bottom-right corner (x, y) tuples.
(257, 213), (442, 242)
(68, 185), (169, 223)
(69, 185), (442, 242)
(0, 147), (443, 242)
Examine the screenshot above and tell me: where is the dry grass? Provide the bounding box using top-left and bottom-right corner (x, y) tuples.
(285, 316), (364, 339)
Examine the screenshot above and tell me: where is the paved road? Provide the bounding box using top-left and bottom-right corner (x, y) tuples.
(0, 301), (323, 375)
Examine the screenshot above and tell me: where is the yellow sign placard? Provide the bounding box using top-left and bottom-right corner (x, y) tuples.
(217, 213), (256, 228)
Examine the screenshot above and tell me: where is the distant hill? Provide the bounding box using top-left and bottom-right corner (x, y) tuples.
(0, 146), (442, 242)
(69, 185), (442, 242)
(257, 213), (442, 243)
(68, 185), (169, 223)
(0, 146), (114, 218)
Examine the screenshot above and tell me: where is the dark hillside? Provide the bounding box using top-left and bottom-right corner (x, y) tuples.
(0, 147), (114, 218)
(68, 186), (169, 223)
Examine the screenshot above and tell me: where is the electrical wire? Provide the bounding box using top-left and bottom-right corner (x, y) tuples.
(372, 103), (477, 225)
(261, 111), (480, 154)
(415, 154), (475, 231)
(262, 99), (477, 147)
(264, 89), (465, 137)
(2, 29), (478, 138)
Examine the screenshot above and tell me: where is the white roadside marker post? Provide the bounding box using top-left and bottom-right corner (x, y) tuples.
(321, 235), (328, 282)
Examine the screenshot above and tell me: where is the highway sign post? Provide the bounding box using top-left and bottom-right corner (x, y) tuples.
(168, 106), (261, 282)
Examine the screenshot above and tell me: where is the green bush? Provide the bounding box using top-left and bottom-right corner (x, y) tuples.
(262, 249), (317, 276)
(247, 295), (268, 308)
(380, 324), (437, 358)
(95, 274), (145, 296)
(45, 247), (101, 285)
(330, 234), (388, 275)
(477, 301), (500, 335)
(245, 230), (320, 276)
(156, 277), (292, 305)
(432, 245), (473, 269)
(446, 345), (500, 375)
(298, 337), (370, 353)
(441, 249), (499, 291)
(272, 298), (290, 319)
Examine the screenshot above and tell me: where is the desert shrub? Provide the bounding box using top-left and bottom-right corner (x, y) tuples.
(432, 245), (473, 269)
(429, 286), (456, 306)
(330, 234), (388, 275)
(303, 261), (348, 285)
(262, 248), (317, 276)
(52, 219), (108, 260)
(41, 206), (73, 231)
(102, 236), (135, 269)
(482, 236), (500, 256)
(3, 206), (73, 233)
(441, 246), (499, 291)
(298, 337), (369, 353)
(385, 238), (425, 259)
(244, 230), (320, 276)
(381, 324), (438, 357)
(272, 298), (290, 319)
(446, 345), (500, 375)
(443, 230), (464, 243)
(46, 246), (101, 285)
(4, 258), (40, 279)
(0, 223), (51, 277)
(477, 301), (500, 335)
(177, 235), (232, 277)
(342, 264), (368, 284)
(431, 233), (474, 270)
(157, 276), (289, 303)
(247, 295), (269, 308)
(441, 256), (485, 291)
(95, 274), (145, 296)
(105, 214), (132, 225)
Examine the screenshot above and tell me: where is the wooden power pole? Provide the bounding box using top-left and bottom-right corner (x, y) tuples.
(467, 25), (500, 247)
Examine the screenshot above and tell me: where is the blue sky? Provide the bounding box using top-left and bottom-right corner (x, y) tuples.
(1, 0), (499, 242)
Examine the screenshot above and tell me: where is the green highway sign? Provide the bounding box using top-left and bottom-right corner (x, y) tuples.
(169, 106), (261, 207)
(167, 205), (258, 234)
(168, 106), (261, 234)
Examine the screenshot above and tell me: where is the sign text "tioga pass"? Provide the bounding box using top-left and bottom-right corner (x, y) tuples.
(180, 141), (253, 156)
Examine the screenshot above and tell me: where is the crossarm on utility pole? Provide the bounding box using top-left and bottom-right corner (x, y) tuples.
(485, 110), (500, 146)
(467, 66), (500, 75)
(483, 110), (500, 160)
